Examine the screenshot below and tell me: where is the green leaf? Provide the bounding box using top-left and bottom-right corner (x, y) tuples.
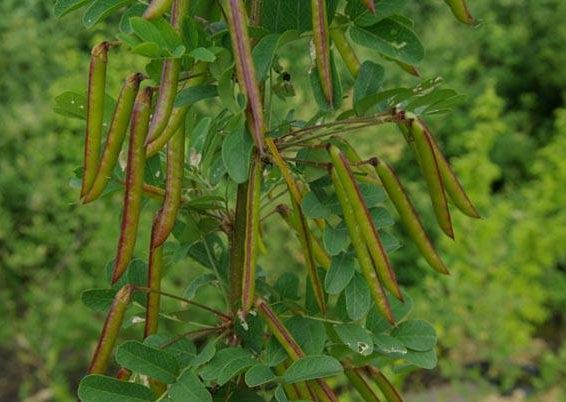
(373, 333), (407, 355)
(381, 232), (401, 253)
(391, 320), (437, 351)
(370, 207), (394, 229)
(53, 91), (87, 119)
(83, 0), (132, 29)
(183, 273), (217, 300)
(81, 289), (116, 312)
(359, 183), (386, 206)
(116, 340), (179, 384)
(143, 334), (196, 367)
(252, 31), (300, 81)
(296, 147), (330, 183)
(222, 124), (253, 184)
(403, 348), (437, 369)
(130, 16), (167, 48)
(349, 18), (424, 65)
(189, 47), (216, 62)
(345, 0), (408, 27)
(334, 323), (374, 356)
(323, 220), (350, 256)
(191, 338), (217, 367)
(200, 347), (256, 385)
(119, 3), (145, 33)
(285, 316), (327, 355)
(169, 371), (212, 402)
(175, 84), (218, 107)
(261, 0), (338, 33)
(54, 0), (92, 17)
(78, 375), (154, 402)
(302, 192), (331, 219)
(245, 364), (277, 387)
(274, 272), (300, 300)
(353, 61), (385, 112)
(283, 355), (343, 383)
(366, 290), (413, 333)
(309, 51), (343, 112)
(344, 272), (372, 320)
(325, 253), (355, 294)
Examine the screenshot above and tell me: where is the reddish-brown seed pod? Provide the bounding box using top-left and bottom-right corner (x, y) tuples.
(83, 72), (144, 203)
(88, 285), (133, 374)
(311, 0), (333, 106)
(82, 41), (110, 198)
(367, 366), (404, 402)
(224, 0), (266, 154)
(111, 87), (153, 284)
(144, 237), (163, 337)
(345, 368), (382, 402)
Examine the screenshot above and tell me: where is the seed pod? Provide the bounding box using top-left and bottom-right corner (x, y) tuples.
(443, 0), (474, 25)
(429, 138), (480, 218)
(311, 0), (333, 106)
(224, 0), (266, 154)
(274, 363), (309, 400)
(143, 0), (173, 20)
(145, 237), (163, 337)
(151, 122), (185, 248)
(83, 73), (144, 203)
(330, 27), (360, 78)
(276, 204), (331, 271)
(329, 146), (402, 301)
(372, 158), (449, 275)
(332, 136), (381, 186)
(88, 285), (133, 374)
(256, 299), (337, 402)
(82, 41), (109, 198)
(367, 366), (403, 402)
(361, 0), (376, 14)
(407, 117), (454, 239)
(330, 167), (394, 323)
(112, 87), (153, 284)
(145, 0), (187, 144)
(345, 368), (382, 402)
(241, 154), (262, 314)
(146, 106), (188, 158)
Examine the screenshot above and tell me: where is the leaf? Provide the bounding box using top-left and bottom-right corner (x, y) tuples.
(54, 0), (92, 17)
(349, 18), (424, 65)
(78, 375), (154, 402)
(323, 220), (350, 256)
(83, 0), (131, 29)
(309, 51), (343, 112)
(373, 333), (407, 355)
(391, 320), (437, 351)
(325, 253), (355, 294)
(370, 207), (394, 229)
(334, 323), (374, 356)
(403, 348), (437, 369)
(353, 61), (385, 112)
(252, 31), (300, 81)
(169, 371), (212, 402)
(359, 183), (386, 206)
(344, 272), (372, 320)
(345, 0), (408, 27)
(222, 124), (253, 184)
(285, 316), (327, 355)
(274, 272), (300, 300)
(175, 84), (218, 107)
(283, 355), (343, 383)
(130, 16), (167, 48)
(261, 0), (339, 33)
(301, 192), (331, 219)
(200, 347), (256, 385)
(81, 289), (116, 312)
(366, 290), (413, 334)
(183, 273), (217, 300)
(191, 338), (217, 367)
(119, 3), (145, 33)
(189, 47), (216, 62)
(245, 364), (277, 387)
(296, 147), (330, 183)
(115, 340), (179, 384)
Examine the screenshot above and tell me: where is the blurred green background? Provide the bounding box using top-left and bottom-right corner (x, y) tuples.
(1, 0), (566, 401)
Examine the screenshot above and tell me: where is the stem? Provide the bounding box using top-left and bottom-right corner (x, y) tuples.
(229, 182), (248, 311)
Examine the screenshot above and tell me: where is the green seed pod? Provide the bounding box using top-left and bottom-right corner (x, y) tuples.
(330, 167), (394, 323)
(224, 0), (266, 154)
(429, 138), (480, 218)
(144, 240), (163, 337)
(311, 0), (333, 106)
(345, 368), (382, 402)
(151, 121), (185, 248)
(83, 72), (144, 203)
(276, 204), (331, 271)
(241, 154), (263, 315)
(143, 0), (173, 20)
(256, 299), (337, 402)
(329, 146), (402, 301)
(372, 157), (449, 275)
(274, 364), (302, 400)
(367, 366), (404, 402)
(82, 41), (109, 198)
(443, 0), (475, 25)
(145, 106), (188, 158)
(145, 0), (187, 144)
(407, 117), (454, 239)
(88, 285), (133, 374)
(112, 87), (153, 284)
(330, 27), (360, 78)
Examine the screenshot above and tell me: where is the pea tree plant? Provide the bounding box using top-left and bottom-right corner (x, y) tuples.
(54, 0), (478, 400)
